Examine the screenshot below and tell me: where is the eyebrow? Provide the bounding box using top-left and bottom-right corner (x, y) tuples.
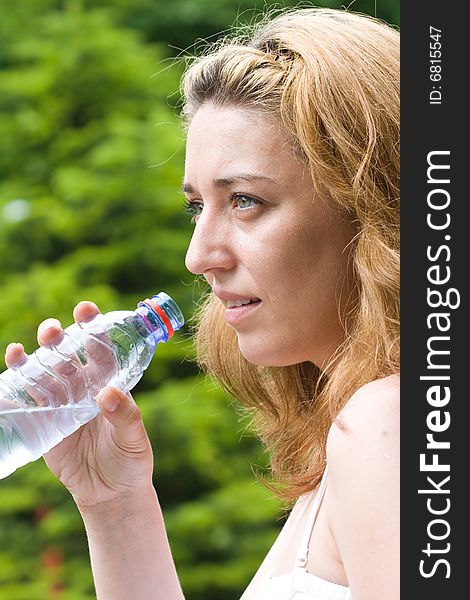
(181, 173), (276, 194)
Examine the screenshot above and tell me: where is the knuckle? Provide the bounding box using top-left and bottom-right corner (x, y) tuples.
(127, 404), (142, 425)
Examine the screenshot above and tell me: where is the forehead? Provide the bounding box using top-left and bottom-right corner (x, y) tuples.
(187, 103), (281, 142)
(184, 104), (303, 183)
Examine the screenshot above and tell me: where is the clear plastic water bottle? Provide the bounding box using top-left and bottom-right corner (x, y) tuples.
(0, 292), (184, 479)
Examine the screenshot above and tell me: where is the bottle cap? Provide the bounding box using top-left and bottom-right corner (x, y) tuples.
(141, 297), (174, 337)
(138, 292), (184, 340)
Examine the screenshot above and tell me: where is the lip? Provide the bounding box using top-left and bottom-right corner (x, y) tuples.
(212, 287), (262, 325)
(224, 299), (262, 325)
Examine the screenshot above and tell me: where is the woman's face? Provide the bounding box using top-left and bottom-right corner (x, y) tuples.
(184, 104), (356, 369)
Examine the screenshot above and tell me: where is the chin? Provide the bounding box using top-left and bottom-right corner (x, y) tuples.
(237, 335), (302, 368)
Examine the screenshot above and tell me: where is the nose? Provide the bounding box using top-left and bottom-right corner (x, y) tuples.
(185, 211), (235, 276)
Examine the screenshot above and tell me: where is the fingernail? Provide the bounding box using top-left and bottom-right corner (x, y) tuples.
(40, 318), (61, 330)
(102, 389), (121, 413)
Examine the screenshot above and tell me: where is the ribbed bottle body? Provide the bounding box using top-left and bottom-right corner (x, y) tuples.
(0, 293), (184, 478)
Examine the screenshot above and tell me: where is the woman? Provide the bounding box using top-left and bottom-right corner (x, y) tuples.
(5, 8), (399, 599)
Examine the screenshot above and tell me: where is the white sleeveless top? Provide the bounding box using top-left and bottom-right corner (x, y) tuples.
(244, 467), (353, 600)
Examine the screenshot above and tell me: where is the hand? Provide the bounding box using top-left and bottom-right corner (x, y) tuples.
(4, 301), (155, 510)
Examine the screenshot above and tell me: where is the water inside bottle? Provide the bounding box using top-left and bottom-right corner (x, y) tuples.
(0, 403), (98, 479)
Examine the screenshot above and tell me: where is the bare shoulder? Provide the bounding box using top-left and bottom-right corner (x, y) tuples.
(326, 374), (400, 458)
(325, 375), (400, 596)
(325, 373), (400, 513)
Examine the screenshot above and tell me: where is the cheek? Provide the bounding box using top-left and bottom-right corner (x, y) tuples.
(243, 218), (311, 279)
(264, 223), (351, 330)
(262, 224), (324, 296)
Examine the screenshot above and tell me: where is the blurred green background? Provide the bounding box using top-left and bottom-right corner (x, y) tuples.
(0, 1), (399, 598)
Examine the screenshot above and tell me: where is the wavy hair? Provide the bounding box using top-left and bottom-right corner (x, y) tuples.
(181, 8), (400, 501)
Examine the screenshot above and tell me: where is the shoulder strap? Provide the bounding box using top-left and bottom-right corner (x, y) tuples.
(295, 465), (329, 570)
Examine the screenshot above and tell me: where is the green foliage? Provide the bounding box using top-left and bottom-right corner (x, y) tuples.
(0, 378), (282, 600)
(0, 1), (398, 598)
(142, 379), (284, 600)
(0, 1), (193, 375)
(81, 0), (400, 52)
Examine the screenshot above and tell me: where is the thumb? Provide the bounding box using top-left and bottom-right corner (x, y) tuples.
(96, 387), (148, 449)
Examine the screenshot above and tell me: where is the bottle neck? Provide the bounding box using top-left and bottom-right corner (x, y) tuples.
(135, 305), (170, 342)
(136, 293), (184, 343)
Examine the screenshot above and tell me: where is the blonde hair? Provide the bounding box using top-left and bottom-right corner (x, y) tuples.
(182, 8), (400, 500)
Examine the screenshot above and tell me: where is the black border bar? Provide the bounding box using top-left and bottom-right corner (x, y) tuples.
(401, 2), (467, 596)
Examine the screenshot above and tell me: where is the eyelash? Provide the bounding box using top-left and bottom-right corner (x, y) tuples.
(182, 199), (202, 222)
(183, 193), (261, 222)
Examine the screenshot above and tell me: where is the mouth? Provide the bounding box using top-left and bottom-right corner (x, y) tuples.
(220, 297), (262, 326)
(212, 288), (262, 325)
(223, 298), (261, 309)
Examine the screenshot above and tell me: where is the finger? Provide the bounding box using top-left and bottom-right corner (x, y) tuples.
(71, 302), (117, 391)
(73, 301), (100, 324)
(36, 317), (81, 406)
(96, 387), (148, 450)
(71, 302), (116, 390)
(35, 303), (104, 407)
(5, 342), (27, 368)
(3, 343), (51, 408)
(37, 318), (64, 346)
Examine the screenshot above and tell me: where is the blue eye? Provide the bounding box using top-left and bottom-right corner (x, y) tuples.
(232, 194), (260, 210)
